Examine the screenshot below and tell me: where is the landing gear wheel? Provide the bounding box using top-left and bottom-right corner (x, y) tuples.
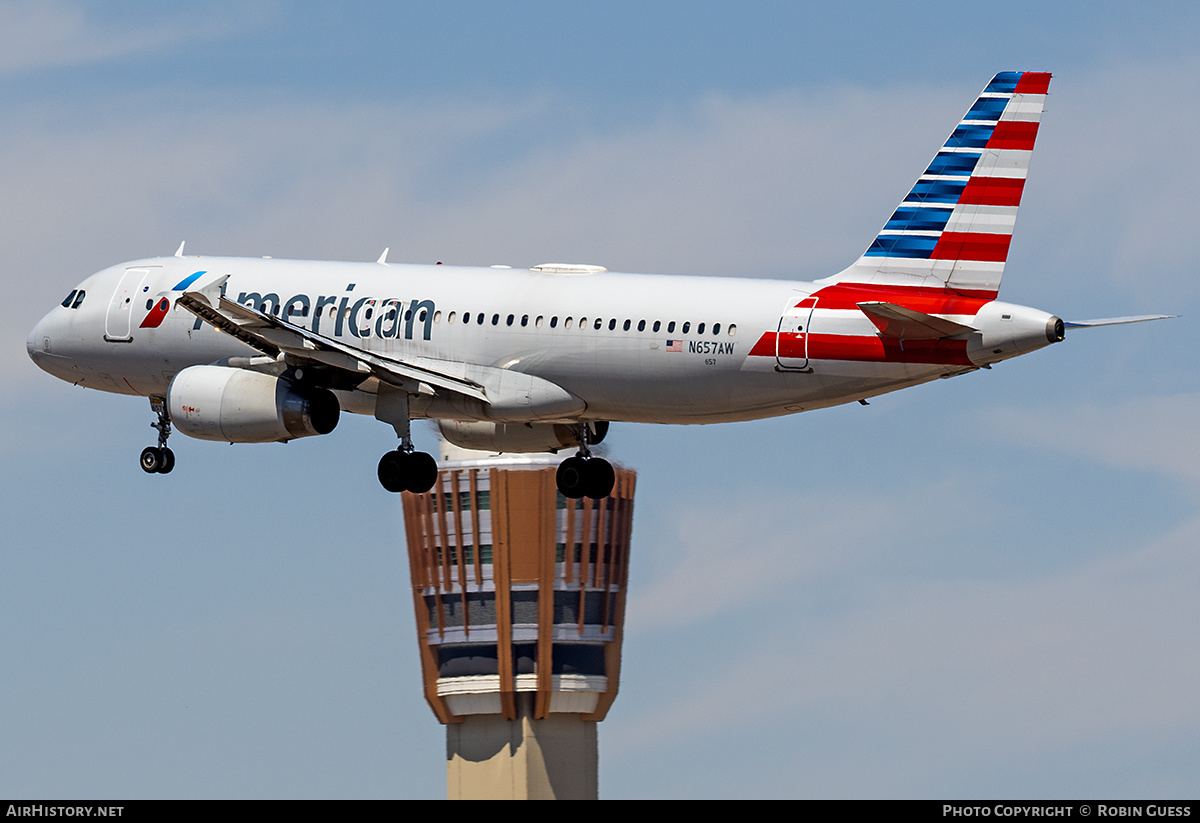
(556, 456), (589, 499)
(140, 447), (163, 474)
(378, 450), (411, 493)
(378, 449), (439, 493)
(408, 451), (439, 494)
(583, 457), (615, 499)
(141, 446), (176, 474)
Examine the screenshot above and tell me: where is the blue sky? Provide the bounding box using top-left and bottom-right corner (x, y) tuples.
(2, 1), (1198, 799)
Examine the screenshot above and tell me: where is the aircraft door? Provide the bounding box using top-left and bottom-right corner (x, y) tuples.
(775, 292), (817, 371)
(104, 266), (162, 342)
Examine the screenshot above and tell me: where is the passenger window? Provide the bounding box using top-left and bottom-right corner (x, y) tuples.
(653, 320), (661, 332)
(448, 311), (457, 323)
(697, 322), (705, 334)
(506, 314), (515, 326)
(492, 314), (500, 325)
(594, 318), (603, 330)
(608, 319), (616, 331)
(713, 323), (720, 335)
(728, 324), (737, 336)
(565, 317), (574, 329)
(637, 320), (645, 331)
(521, 315), (529, 327)
(550, 316), (558, 328)
(477, 313), (484, 324)
(667, 321), (676, 333)
(682, 322), (691, 334)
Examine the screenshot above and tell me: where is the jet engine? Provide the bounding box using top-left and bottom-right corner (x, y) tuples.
(437, 420), (608, 453)
(167, 365), (339, 443)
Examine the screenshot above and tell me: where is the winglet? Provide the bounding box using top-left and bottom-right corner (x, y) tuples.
(186, 273), (230, 308)
(377, 247), (389, 264)
(175, 241), (186, 258)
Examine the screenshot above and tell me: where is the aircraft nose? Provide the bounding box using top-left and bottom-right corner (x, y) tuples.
(27, 314), (48, 363)
(27, 310), (66, 374)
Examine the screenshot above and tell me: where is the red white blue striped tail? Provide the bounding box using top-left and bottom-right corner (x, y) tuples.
(823, 71), (1052, 299)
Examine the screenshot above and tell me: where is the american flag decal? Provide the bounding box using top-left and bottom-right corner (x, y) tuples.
(666, 339), (682, 352)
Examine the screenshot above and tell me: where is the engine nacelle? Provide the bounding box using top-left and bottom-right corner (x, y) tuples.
(438, 420), (576, 453)
(168, 365), (340, 443)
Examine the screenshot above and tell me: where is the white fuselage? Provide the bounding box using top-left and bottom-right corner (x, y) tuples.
(27, 254), (1061, 428)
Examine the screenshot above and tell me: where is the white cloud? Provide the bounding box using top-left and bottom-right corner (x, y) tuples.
(0, 1), (264, 75)
(626, 479), (986, 632)
(613, 503), (1200, 794)
(986, 394), (1200, 488)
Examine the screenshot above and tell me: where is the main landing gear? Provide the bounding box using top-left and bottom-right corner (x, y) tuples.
(555, 454), (614, 500)
(555, 423), (614, 500)
(374, 385), (438, 494)
(140, 396), (174, 474)
(377, 448), (438, 494)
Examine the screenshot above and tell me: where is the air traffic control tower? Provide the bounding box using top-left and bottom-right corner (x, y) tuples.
(399, 444), (637, 800)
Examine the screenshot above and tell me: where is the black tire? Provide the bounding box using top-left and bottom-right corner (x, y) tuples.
(408, 451), (439, 494)
(140, 447), (162, 474)
(556, 455), (588, 498)
(157, 447), (175, 474)
(377, 450), (409, 493)
(583, 457), (615, 499)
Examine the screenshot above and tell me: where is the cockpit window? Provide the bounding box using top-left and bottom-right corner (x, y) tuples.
(61, 290), (77, 308)
(61, 289), (86, 309)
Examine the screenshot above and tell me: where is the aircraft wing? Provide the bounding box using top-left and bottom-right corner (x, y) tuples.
(177, 288), (489, 402)
(857, 302), (977, 339)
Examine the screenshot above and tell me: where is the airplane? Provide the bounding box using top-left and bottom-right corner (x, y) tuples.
(26, 71), (1168, 500)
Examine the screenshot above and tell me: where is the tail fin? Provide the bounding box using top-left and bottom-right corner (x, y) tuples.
(823, 71), (1052, 298)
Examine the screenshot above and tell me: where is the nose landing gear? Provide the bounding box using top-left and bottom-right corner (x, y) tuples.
(140, 396), (174, 474)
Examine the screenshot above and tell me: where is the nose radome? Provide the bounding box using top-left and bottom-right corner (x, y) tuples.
(26, 316), (46, 363)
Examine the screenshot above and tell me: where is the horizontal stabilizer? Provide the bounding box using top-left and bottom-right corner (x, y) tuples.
(1064, 315), (1175, 329)
(858, 301), (977, 339)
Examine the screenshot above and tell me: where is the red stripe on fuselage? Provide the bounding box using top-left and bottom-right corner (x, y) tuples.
(799, 283), (993, 313)
(758, 283), (990, 366)
(751, 330), (974, 366)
